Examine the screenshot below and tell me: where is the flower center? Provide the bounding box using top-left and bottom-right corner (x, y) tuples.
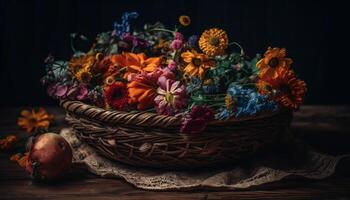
(165, 92), (174, 103)
(112, 90), (123, 99)
(280, 84), (291, 95)
(268, 57), (279, 68)
(192, 58), (202, 67)
(208, 37), (220, 46)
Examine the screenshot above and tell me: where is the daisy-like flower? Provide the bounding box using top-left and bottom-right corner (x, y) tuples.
(154, 79), (187, 115)
(104, 82), (129, 110)
(265, 68), (307, 110)
(199, 28), (229, 56)
(68, 54), (96, 74)
(181, 50), (215, 79)
(179, 15), (191, 26)
(256, 47), (293, 79)
(17, 108), (54, 133)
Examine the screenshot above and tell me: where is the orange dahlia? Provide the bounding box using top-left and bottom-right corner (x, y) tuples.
(256, 47), (293, 79)
(265, 68), (307, 110)
(199, 28), (228, 56)
(181, 50), (215, 79)
(17, 108), (54, 133)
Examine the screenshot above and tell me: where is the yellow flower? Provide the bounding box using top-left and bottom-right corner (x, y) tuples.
(76, 67), (92, 84)
(68, 54), (96, 74)
(225, 94), (233, 110)
(179, 15), (191, 26)
(199, 28), (229, 56)
(17, 108), (54, 133)
(181, 50), (215, 79)
(256, 47), (293, 79)
(0, 135), (17, 150)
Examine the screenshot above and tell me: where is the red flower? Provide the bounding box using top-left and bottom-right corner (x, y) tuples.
(104, 82), (129, 110)
(180, 106), (215, 134)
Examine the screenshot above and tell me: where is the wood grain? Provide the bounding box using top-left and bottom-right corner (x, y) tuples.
(1, 106), (350, 200)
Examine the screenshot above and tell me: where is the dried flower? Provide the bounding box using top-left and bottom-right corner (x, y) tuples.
(17, 108), (54, 133)
(0, 135), (17, 150)
(10, 153), (29, 168)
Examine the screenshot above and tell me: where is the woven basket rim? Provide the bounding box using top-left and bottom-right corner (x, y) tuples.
(60, 100), (286, 128)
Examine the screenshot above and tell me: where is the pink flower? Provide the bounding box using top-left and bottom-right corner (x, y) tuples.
(47, 82), (88, 101)
(180, 106), (215, 134)
(167, 60), (177, 71)
(174, 32), (184, 41)
(170, 39), (183, 50)
(154, 79), (187, 115)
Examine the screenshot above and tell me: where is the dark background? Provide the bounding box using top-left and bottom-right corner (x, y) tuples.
(1, 0), (349, 106)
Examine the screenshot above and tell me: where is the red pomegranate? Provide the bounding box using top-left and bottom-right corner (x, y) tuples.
(25, 133), (72, 180)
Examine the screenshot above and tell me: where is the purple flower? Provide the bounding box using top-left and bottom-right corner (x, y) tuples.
(180, 106), (215, 134)
(154, 79), (187, 115)
(122, 33), (149, 48)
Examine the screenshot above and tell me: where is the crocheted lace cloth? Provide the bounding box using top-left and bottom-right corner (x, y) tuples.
(60, 128), (349, 190)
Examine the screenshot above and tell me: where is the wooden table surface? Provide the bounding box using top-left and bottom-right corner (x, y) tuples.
(1, 106), (350, 200)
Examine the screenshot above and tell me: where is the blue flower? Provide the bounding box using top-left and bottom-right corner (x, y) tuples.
(186, 77), (202, 93)
(220, 85), (277, 118)
(113, 12), (139, 38)
(187, 35), (198, 48)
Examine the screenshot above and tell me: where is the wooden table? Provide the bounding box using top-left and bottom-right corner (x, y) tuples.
(1, 106), (350, 200)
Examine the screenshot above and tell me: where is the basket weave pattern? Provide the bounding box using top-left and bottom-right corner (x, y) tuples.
(61, 100), (292, 169)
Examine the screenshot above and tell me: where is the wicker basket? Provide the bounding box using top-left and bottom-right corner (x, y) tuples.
(61, 100), (292, 169)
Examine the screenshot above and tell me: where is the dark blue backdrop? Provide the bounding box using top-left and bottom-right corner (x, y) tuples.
(1, 0), (349, 106)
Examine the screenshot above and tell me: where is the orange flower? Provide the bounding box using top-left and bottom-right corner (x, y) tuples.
(0, 135), (17, 150)
(181, 50), (215, 79)
(199, 28), (229, 56)
(123, 52), (161, 74)
(127, 71), (161, 110)
(256, 47), (293, 79)
(256, 79), (273, 96)
(264, 68), (307, 110)
(17, 108), (54, 133)
(68, 54), (96, 74)
(10, 153), (29, 168)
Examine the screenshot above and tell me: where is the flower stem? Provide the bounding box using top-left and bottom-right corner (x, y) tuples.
(150, 28), (175, 34)
(228, 41), (244, 56)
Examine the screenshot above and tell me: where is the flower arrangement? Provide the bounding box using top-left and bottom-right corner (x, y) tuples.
(42, 12), (307, 134)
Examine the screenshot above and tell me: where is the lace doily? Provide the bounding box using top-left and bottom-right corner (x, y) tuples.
(60, 128), (349, 190)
